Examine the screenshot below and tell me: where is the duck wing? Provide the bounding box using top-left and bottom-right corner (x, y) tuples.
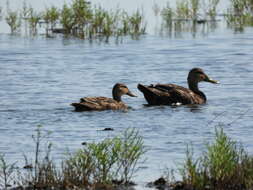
(71, 97), (127, 111)
(138, 83), (198, 105)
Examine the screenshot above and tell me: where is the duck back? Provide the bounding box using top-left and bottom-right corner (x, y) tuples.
(138, 83), (205, 105)
(71, 97), (128, 111)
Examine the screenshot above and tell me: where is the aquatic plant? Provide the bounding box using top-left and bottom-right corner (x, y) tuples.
(189, 0), (200, 20)
(71, 0), (92, 38)
(226, 0), (253, 30)
(207, 0), (220, 20)
(27, 7), (41, 35)
(91, 5), (106, 35)
(0, 154), (16, 189)
(179, 127), (253, 190)
(60, 3), (75, 34)
(1, 0), (146, 40)
(5, 1), (21, 33)
(161, 2), (174, 36)
(128, 9), (146, 35)
(5, 11), (21, 33)
(101, 10), (116, 41)
(159, 0), (223, 37)
(43, 6), (59, 33)
(176, 0), (190, 19)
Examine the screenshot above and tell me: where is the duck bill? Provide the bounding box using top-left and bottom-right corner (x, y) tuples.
(204, 77), (220, 84)
(126, 91), (137, 97)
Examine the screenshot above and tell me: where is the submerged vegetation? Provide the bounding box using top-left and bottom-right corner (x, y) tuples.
(2, 0), (146, 41)
(2, 0), (253, 39)
(158, 0), (221, 37)
(226, 0), (253, 30)
(157, 0), (253, 36)
(5, 1), (21, 34)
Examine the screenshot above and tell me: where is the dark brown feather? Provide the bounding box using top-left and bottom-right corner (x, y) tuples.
(71, 97), (128, 111)
(137, 68), (218, 106)
(138, 83), (205, 105)
(71, 83), (136, 112)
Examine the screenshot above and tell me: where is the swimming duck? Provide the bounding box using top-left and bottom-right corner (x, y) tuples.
(71, 83), (136, 111)
(137, 68), (219, 105)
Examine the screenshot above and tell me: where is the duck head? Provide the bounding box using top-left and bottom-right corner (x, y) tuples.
(187, 68), (219, 91)
(112, 83), (137, 101)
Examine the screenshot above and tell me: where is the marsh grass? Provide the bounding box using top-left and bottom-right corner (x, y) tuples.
(0, 127), (146, 189)
(5, 1), (21, 34)
(176, 0), (190, 20)
(60, 3), (75, 35)
(179, 127), (253, 190)
(43, 6), (59, 36)
(190, 0), (200, 20)
(207, 0), (220, 20)
(2, 0), (146, 40)
(159, 0), (222, 37)
(27, 7), (41, 35)
(225, 0), (253, 30)
(5, 11), (21, 34)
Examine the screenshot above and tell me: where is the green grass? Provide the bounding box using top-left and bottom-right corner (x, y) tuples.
(0, 126), (147, 189)
(2, 125), (253, 190)
(179, 127), (253, 190)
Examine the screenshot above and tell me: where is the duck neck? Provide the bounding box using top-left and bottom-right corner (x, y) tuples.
(188, 81), (206, 101)
(188, 81), (199, 93)
(113, 92), (122, 102)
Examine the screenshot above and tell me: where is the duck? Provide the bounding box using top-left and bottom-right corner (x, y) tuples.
(71, 83), (137, 111)
(137, 68), (219, 105)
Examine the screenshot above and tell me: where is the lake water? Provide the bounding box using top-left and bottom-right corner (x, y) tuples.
(0, 19), (253, 189)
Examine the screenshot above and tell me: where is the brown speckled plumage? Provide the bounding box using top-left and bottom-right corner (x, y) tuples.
(71, 83), (136, 111)
(138, 68), (219, 105)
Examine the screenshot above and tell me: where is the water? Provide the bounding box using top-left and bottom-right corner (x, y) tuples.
(0, 25), (253, 188)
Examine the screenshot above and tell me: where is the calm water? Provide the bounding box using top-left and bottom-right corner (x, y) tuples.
(0, 25), (253, 188)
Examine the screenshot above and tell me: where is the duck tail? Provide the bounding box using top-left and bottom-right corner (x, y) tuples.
(137, 84), (158, 105)
(137, 84), (150, 94)
(71, 103), (92, 111)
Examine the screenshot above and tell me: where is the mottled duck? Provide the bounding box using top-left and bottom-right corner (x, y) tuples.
(71, 83), (136, 111)
(137, 68), (219, 105)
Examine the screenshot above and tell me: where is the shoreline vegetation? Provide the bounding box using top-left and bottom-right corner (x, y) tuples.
(0, 127), (147, 190)
(1, 126), (253, 190)
(0, 0), (253, 40)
